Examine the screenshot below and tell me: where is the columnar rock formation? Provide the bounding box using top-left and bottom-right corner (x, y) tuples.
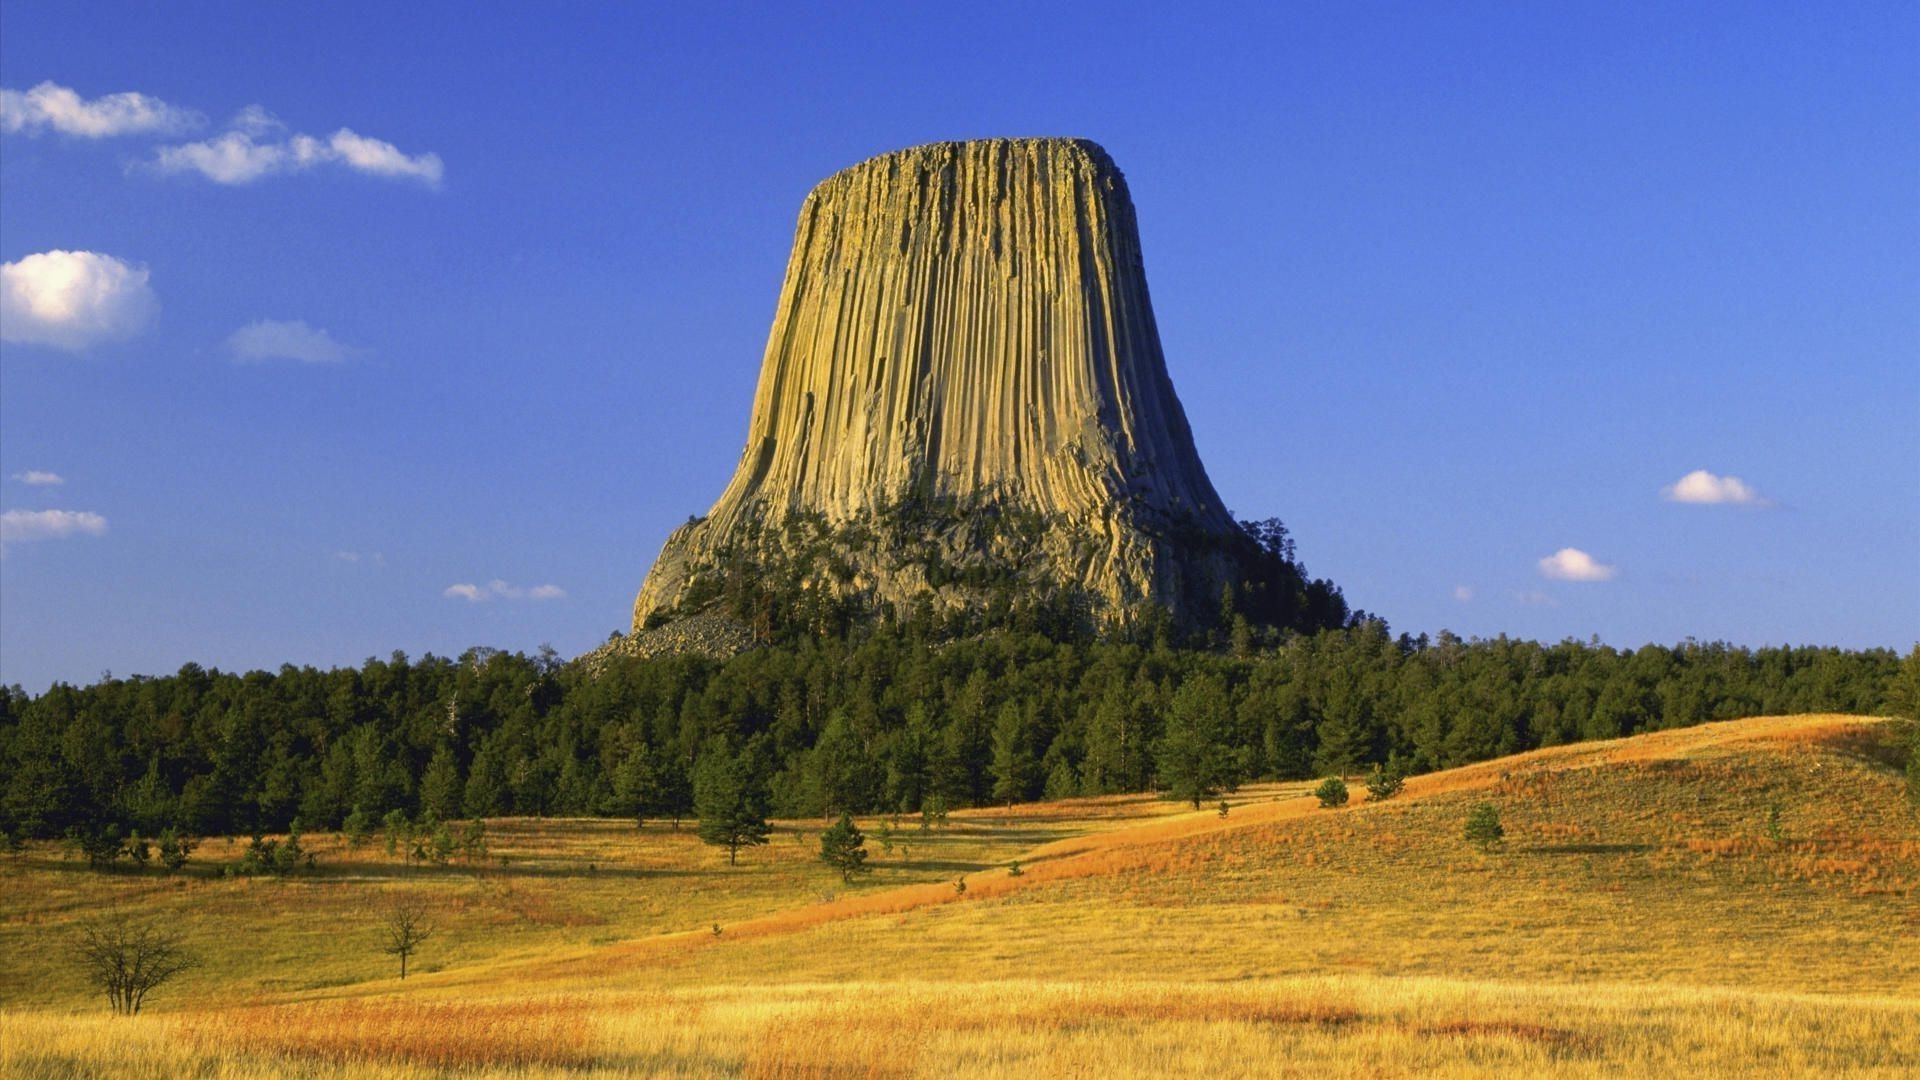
(633, 137), (1261, 633)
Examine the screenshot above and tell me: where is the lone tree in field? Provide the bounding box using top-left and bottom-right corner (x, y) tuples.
(818, 812), (869, 883)
(693, 741), (771, 865)
(1314, 776), (1350, 808)
(380, 899), (434, 979)
(75, 913), (198, 1015)
(1464, 802), (1505, 851)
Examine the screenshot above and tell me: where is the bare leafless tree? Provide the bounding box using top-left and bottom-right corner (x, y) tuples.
(75, 913), (198, 1015)
(380, 898), (434, 979)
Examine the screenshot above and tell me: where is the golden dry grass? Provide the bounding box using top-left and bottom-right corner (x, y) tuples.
(2, 713), (1914, 1077)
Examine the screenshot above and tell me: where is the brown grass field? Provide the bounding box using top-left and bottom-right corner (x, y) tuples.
(2, 713), (1916, 1076)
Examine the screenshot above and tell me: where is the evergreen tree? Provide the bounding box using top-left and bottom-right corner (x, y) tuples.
(818, 811), (869, 882)
(1464, 802), (1505, 851)
(990, 701), (1038, 807)
(419, 745), (463, 822)
(693, 742), (770, 865)
(611, 744), (661, 827)
(1156, 675), (1235, 808)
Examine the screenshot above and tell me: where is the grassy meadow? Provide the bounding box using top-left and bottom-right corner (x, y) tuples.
(3, 713), (1916, 1076)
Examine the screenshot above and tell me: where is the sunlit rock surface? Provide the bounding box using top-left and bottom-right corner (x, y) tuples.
(634, 138), (1248, 632)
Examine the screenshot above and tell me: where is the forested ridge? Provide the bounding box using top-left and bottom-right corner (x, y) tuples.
(3, 618), (1907, 844)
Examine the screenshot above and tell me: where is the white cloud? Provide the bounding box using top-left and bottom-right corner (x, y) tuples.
(1, 250), (159, 350)
(153, 125), (442, 187)
(1, 509), (107, 553)
(229, 104), (284, 136)
(1515, 589), (1558, 607)
(151, 130), (287, 184)
(1452, 585), (1474, 602)
(1537, 547), (1617, 582)
(333, 550), (385, 566)
(444, 579), (566, 602)
(1662, 469), (1768, 506)
(0, 81), (201, 138)
(12, 471), (64, 486)
(226, 319), (361, 363)
(327, 128), (444, 184)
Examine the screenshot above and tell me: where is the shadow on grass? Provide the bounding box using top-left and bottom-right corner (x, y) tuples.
(1518, 843), (1655, 855)
(876, 859), (994, 874)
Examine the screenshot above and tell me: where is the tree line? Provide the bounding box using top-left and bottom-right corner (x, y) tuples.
(3, 617), (1908, 847)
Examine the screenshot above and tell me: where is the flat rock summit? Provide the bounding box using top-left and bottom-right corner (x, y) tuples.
(630, 137), (1316, 639)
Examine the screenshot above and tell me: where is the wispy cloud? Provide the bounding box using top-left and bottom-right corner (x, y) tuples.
(0, 81), (201, 138)
(12, 471), (65, 486)
(1515, 589), (1558, 607)
(1, 508), (107, 553)
(1452, 585), (1474, 602)
(1537, 547), (1617, 582)
(226, 319), (361, 363)
(333, 550), (385, 566)
(1662, 469), (1769, 506)
(154, 124), (442, 187)
(444, 579), (566, 602)
(1, 250), (158, 351)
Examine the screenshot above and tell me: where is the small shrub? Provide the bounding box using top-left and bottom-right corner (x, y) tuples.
(158, 828), (197, 872)
(1364, 761), (1406, 802)
(1008, 860), (1024, 877)
(1217, 800), (1231, 818)
(1313, 777), (1349, 809)
(1765, 803), (1785, 843)
(1464, 802), (1505, 851)
(343, 806), (375, 850)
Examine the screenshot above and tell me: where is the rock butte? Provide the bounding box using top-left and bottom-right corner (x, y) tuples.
(633, 137), (1257, 632)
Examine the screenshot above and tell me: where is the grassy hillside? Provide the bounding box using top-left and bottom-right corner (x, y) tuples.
(3, 713), (1915, 1076)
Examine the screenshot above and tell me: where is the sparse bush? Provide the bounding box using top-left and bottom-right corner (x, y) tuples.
(1218, 800), (1231, 818)
(236, 822), (311, 876)
(383, 810), (411, 860)
(1365, 761), (1406, 802)
(1464, 802), (1505, 851)
(1007, 860), (1024, 877)
(459, 819), (489, 863)
(75, 913), (197, 1014)
(1314, 777), (1349, 809)
(1765, 803), (1785, 843)
(921, 796), (948, 832)
(427, 822), (456, 866)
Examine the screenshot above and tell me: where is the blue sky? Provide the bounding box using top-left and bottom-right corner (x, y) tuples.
(1, 2), (1914, 690)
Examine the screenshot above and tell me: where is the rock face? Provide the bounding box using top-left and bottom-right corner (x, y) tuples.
(633, 137), (1253, 633)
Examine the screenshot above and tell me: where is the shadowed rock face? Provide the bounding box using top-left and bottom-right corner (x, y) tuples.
(634, 137), (1249, 632)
